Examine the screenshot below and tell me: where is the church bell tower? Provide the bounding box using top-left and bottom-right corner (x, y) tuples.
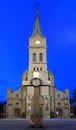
(28, 5), (48, 81)
(22, 5), (53, 118)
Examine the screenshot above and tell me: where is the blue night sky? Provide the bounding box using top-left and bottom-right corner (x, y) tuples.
(0, 0), (76, 101)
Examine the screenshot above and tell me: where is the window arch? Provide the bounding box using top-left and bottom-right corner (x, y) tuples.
(58, 94), (60, 98)
(40, 67), (42, 71)
(39, 53), (43, 62)
(16, 94), (18, 98)
(37, 67), (39, 71)
(33, 53), (36, 62)
(34, 67), (35, 71)
(26, 77), (28, 81)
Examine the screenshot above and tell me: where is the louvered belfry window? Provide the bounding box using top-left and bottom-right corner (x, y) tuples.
(39, 53), (43, 62)
(33, 53), (36, 62)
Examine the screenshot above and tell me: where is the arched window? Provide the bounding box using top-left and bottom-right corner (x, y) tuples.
(40, 67), (42, 71)
(37, 67), (39, 71)
(26, 77), (28, 81)
(39, 53), (43, 62)
(34, 67), (35, 71)
(58, 102), (60, 105)
(33, 53), (36, 62)
(16, 94), (18, 98)
(58, 94), (60, 98)
(48, 77), (50, 80)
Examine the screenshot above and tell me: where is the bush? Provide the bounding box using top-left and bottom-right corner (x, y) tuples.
(50, 112), (56, 118)
(21, 112), (26, 118)
(74, 107), (76, 117)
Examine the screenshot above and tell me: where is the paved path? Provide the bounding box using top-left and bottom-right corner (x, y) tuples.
(0, 118), (76, 130)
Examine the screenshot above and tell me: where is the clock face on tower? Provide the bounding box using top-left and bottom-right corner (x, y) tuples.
(35, 40), (40, 44)
(30, 78), (42, 87)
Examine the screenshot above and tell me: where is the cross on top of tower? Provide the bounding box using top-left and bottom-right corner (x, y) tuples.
(36, 3), (39, 16)
(36, 3), (39, 9)
(31, 3), (44, 37)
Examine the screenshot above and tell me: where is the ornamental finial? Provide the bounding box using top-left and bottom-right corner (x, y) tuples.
(36, 3), (39, 15)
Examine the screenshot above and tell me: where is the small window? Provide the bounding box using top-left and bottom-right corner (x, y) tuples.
(40, 67), (42, 71)
(33, 53), (36, 62)
(28, 103), (31, 106)
(34, 67), (35, 71)
(39, 53), (43, 62)
(58, 102), (60, 105)
(58, 94), (60, 98)
(16, 103), (19, 105)
(37, 67), (39, 71)
(16, 94), (18, 98)
(26, 77), (28, 81)
(48, 77), (50, 80)
(45, 97), (48, 100)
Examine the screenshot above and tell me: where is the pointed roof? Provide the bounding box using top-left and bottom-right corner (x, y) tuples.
(31, 4), (44, 37)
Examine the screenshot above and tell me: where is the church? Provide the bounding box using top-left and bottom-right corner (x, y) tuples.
(6, 7), (70, 118)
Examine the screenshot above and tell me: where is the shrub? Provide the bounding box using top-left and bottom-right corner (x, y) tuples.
(50, 111), (56, 118)
(21, 112), (26, 118)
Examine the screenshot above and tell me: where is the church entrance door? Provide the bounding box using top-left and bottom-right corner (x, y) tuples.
(56, 108), (62, 117)
(14, 108), (20, 117)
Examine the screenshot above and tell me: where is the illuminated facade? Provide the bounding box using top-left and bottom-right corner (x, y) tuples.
(6, 7), (70, 118)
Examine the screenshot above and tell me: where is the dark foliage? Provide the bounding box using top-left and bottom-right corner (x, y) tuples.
(50, 112), (56, 118)
(21, 112), (26, 118)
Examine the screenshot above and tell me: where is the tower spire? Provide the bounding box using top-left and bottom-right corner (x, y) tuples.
(31, 3), (44, 37)
(36, 3), (39, 16)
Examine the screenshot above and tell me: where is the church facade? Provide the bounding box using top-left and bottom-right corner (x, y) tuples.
(6, 8), (70, 118)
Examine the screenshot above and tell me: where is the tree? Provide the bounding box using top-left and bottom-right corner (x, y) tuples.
(71, 89), (76, 117)
(73, 89), (76, 102)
